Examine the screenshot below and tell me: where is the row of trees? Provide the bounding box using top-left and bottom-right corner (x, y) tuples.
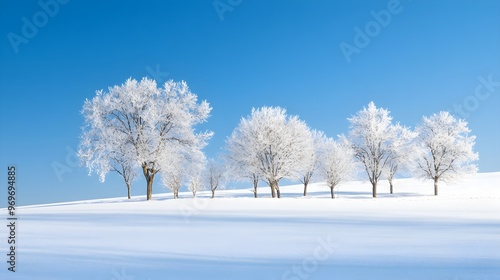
(225, 107), (357, 199)
(226, 103), (478, 198)
(78, 78), (478, 200)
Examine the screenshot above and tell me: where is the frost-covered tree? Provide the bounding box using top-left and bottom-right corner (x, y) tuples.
(413, 112), (478, 195)
(348, 102), (398, 198)
(318, 136), (355, 199)
(78, 124), (139, 199)
(162, 170), (183, 199)
(187, 151), (206, 198)
(384, 124), (417, 194)
(205, 158), (225, 198)
(188, 175), (203, 198)
(300, 130), (326, 197)
(225, 126), (262, 198)
(160, 142), (206, 199)
(226, 107), (314, 198)
(111, 148), (138, 199)
(79, 77), (212, 201)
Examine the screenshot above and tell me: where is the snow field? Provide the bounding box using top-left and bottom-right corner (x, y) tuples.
(1, 173), (499, 280)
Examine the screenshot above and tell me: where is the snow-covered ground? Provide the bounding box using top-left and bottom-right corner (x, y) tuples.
(2, 173), (499, 280)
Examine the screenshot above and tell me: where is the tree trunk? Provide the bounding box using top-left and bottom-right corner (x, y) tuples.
(211, 189), (215, 199)
(173, 189), (179, 199)
(303, 182), (308, 197)
(372, 181), (377, 198)
(253, 178), (258, 198)
(389, 179), (393, 194)
(192, 191), (196, 198)
(146, 175), (154, 200)
(142, 163), (156, 201)
(127, 183), (131, 199)
(330, 186), (335, 199)
(434, 177), (438, 196)
(271, 181), (281, 198)
(270, 183), (276, 198)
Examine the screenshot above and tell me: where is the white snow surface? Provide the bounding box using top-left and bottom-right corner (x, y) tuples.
(2, 173), (499, 280)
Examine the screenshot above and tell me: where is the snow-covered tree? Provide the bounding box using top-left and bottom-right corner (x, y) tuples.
(226, 107), (314, 198)
(162, 169), (183, 199)
(78, 122), (139, 199)
(384, 124), (417, 194)
(225, 126), (262, 198)
(79, 77), (212, 201)
(413, 111), (478, 195)
(205, 158), (226, 198)
(111, 147), (138, 199)
(318, 136), (355, 199)
(187, 151), (206, 198)
(160, 140), (206, 199)
(188, 175), (203, 198)
(348, 102), (398, 198)
(300, 130), (326, 197)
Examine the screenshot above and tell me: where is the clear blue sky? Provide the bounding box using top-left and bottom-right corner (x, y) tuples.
(1, 0), (499, 206)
